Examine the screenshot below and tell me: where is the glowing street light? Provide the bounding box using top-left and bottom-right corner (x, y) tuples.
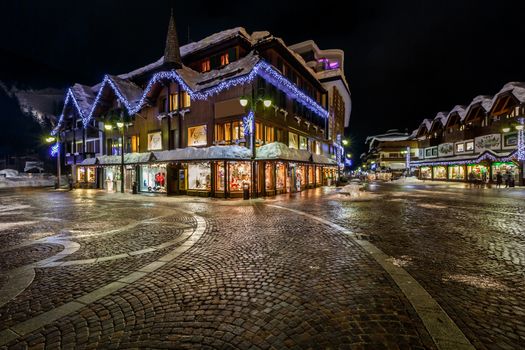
(239, 98), (249, 107)
(263, 99), (272, 108)
(104, 124), (113, 131)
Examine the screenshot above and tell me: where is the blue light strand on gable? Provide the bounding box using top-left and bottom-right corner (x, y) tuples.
(52, 60), (329, 134)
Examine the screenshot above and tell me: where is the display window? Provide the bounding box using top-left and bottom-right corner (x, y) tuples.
(448, 165), (465, 180)
(215, 162), (225, 191)
(308, 166), (314, 184)
(316, 166), (322, 184)
(467, 164), (488, 180)
(299, 136), (308, 150)
(420, 166), (431, 179)
(188, 162), (211, 190)
(104, 166), (120, 192)
(296, 165), (306, 189)
(491, 162), (519, 181)
(87, 167), (96, 183)
(265, 163), (275, 191)
(77, 167), (86, 182)
(433, 166), (447, 179)
(276, 162), (286, 190)
(140, 164), (167, 193)
(229, 162), (251, 192)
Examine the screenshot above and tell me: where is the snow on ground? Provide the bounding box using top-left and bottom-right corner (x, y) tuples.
(390, 176), (425, 183)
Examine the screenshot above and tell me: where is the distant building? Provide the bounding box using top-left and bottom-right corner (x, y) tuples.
(47, 11), (352, 197)
(362, 129), (419, 175)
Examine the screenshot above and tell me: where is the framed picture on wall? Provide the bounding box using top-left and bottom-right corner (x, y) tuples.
(188, 125), (208, 147)
(147, 131), (162, 150)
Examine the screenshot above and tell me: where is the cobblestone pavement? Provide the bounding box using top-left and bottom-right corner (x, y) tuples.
(0, 184), (523, 349)
(270, 183), (525, 350)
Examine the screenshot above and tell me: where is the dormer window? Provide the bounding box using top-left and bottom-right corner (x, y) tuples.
(201, 59), (211, 72)
(220, 53), (229, 66)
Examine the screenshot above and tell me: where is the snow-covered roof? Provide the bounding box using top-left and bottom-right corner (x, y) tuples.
(365, 130), (411, 144)
(256, 142), (335, 164)
(179, 52), (260, 91)
(431, 111), (449, 129)
(446, 105), (467, 122)
(70, 84), (96, 117)
(107, 76), (144, 109)
(154, 146), (252, 162)
(78, 157), (97, 166)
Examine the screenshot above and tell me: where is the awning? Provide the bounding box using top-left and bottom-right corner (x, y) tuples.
(256, 142), (336, 165)
(413, 149), (516, 166)
(154, 146), (251, 162)
(78, 157), (98, 166)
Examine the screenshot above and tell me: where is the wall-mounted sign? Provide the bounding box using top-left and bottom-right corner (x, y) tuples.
(474, 134), (500, 153)
(438, 143), (453, 156)
(147, 131), (162, 150)
(188, 125), (207, 147)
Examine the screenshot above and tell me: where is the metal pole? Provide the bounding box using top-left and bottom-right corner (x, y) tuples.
(57, 133), (61, 187)
(120, 125), (125, 193)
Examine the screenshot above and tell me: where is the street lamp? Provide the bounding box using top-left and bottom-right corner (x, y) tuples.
(117, 122), (125, 193)
(342, 139), (349, 146)
(46, 134), (61, 188)
(239, 89), (272, 198)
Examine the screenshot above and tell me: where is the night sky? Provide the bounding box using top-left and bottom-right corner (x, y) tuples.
(1, 0), (525, 162)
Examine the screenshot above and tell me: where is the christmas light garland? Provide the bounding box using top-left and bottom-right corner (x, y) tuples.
(53, 60), (329, 134)
(50, 142), (60, 157)
(518, 118), (525, 161)
(242, 110), (254, 135)
(413, 150), (517, 167)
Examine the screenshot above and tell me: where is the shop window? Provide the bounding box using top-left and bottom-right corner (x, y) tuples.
(448, 165), (465, 180)
(420, 167), (432, 179)
(77, 167), (86, 182)
(188, 162), (211, 190)
(220, 53), (229, 66)
(188, 125), (207, 147)
(140, 164), (167, 193)
(215, 162), (225, 191)
(229, 162), (251, 192)
(316, 167), (322, 184)
(299, 136), (308, 150)
(276, 163), (286, 189)
(265, 163), (275, 191)
(289, 132), (299, 149)
(201, 59), (211, 72)
(147, 132), (162, 151)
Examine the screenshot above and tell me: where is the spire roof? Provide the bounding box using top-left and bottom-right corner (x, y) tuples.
(163, 9), (182, 69)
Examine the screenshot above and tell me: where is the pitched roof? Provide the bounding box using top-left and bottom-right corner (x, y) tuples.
(163, 9), (182, 68)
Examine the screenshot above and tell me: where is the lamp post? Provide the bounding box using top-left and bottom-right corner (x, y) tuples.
(239, 86), (272, 198)
(47, 135), (61, 188)
(117, 121), (125, 193)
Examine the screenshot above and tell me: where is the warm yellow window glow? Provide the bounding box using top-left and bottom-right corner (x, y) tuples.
(201, 60), (210, 72)
(220, 53), (229, 66)
(183, 92), (191, 108)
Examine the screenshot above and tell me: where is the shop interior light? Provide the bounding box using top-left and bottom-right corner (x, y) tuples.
(239, 98), (249, 107)
(502, 127), (511, 133)
(263, 99), (272, 108)
(104, 124), (113, 130)
(116, 122), (124, 128)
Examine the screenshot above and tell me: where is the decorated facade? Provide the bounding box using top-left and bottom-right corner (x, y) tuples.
(411, 83), (525, 184)
(51, 12), (351, 197)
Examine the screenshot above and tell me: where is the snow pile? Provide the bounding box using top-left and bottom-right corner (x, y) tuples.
(391, 176), (424, 183)
(154, 146), (251, 161)
(340, 183), (362, 197)
(256, 142), (311, 162)
(0, 169), (19, 178)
